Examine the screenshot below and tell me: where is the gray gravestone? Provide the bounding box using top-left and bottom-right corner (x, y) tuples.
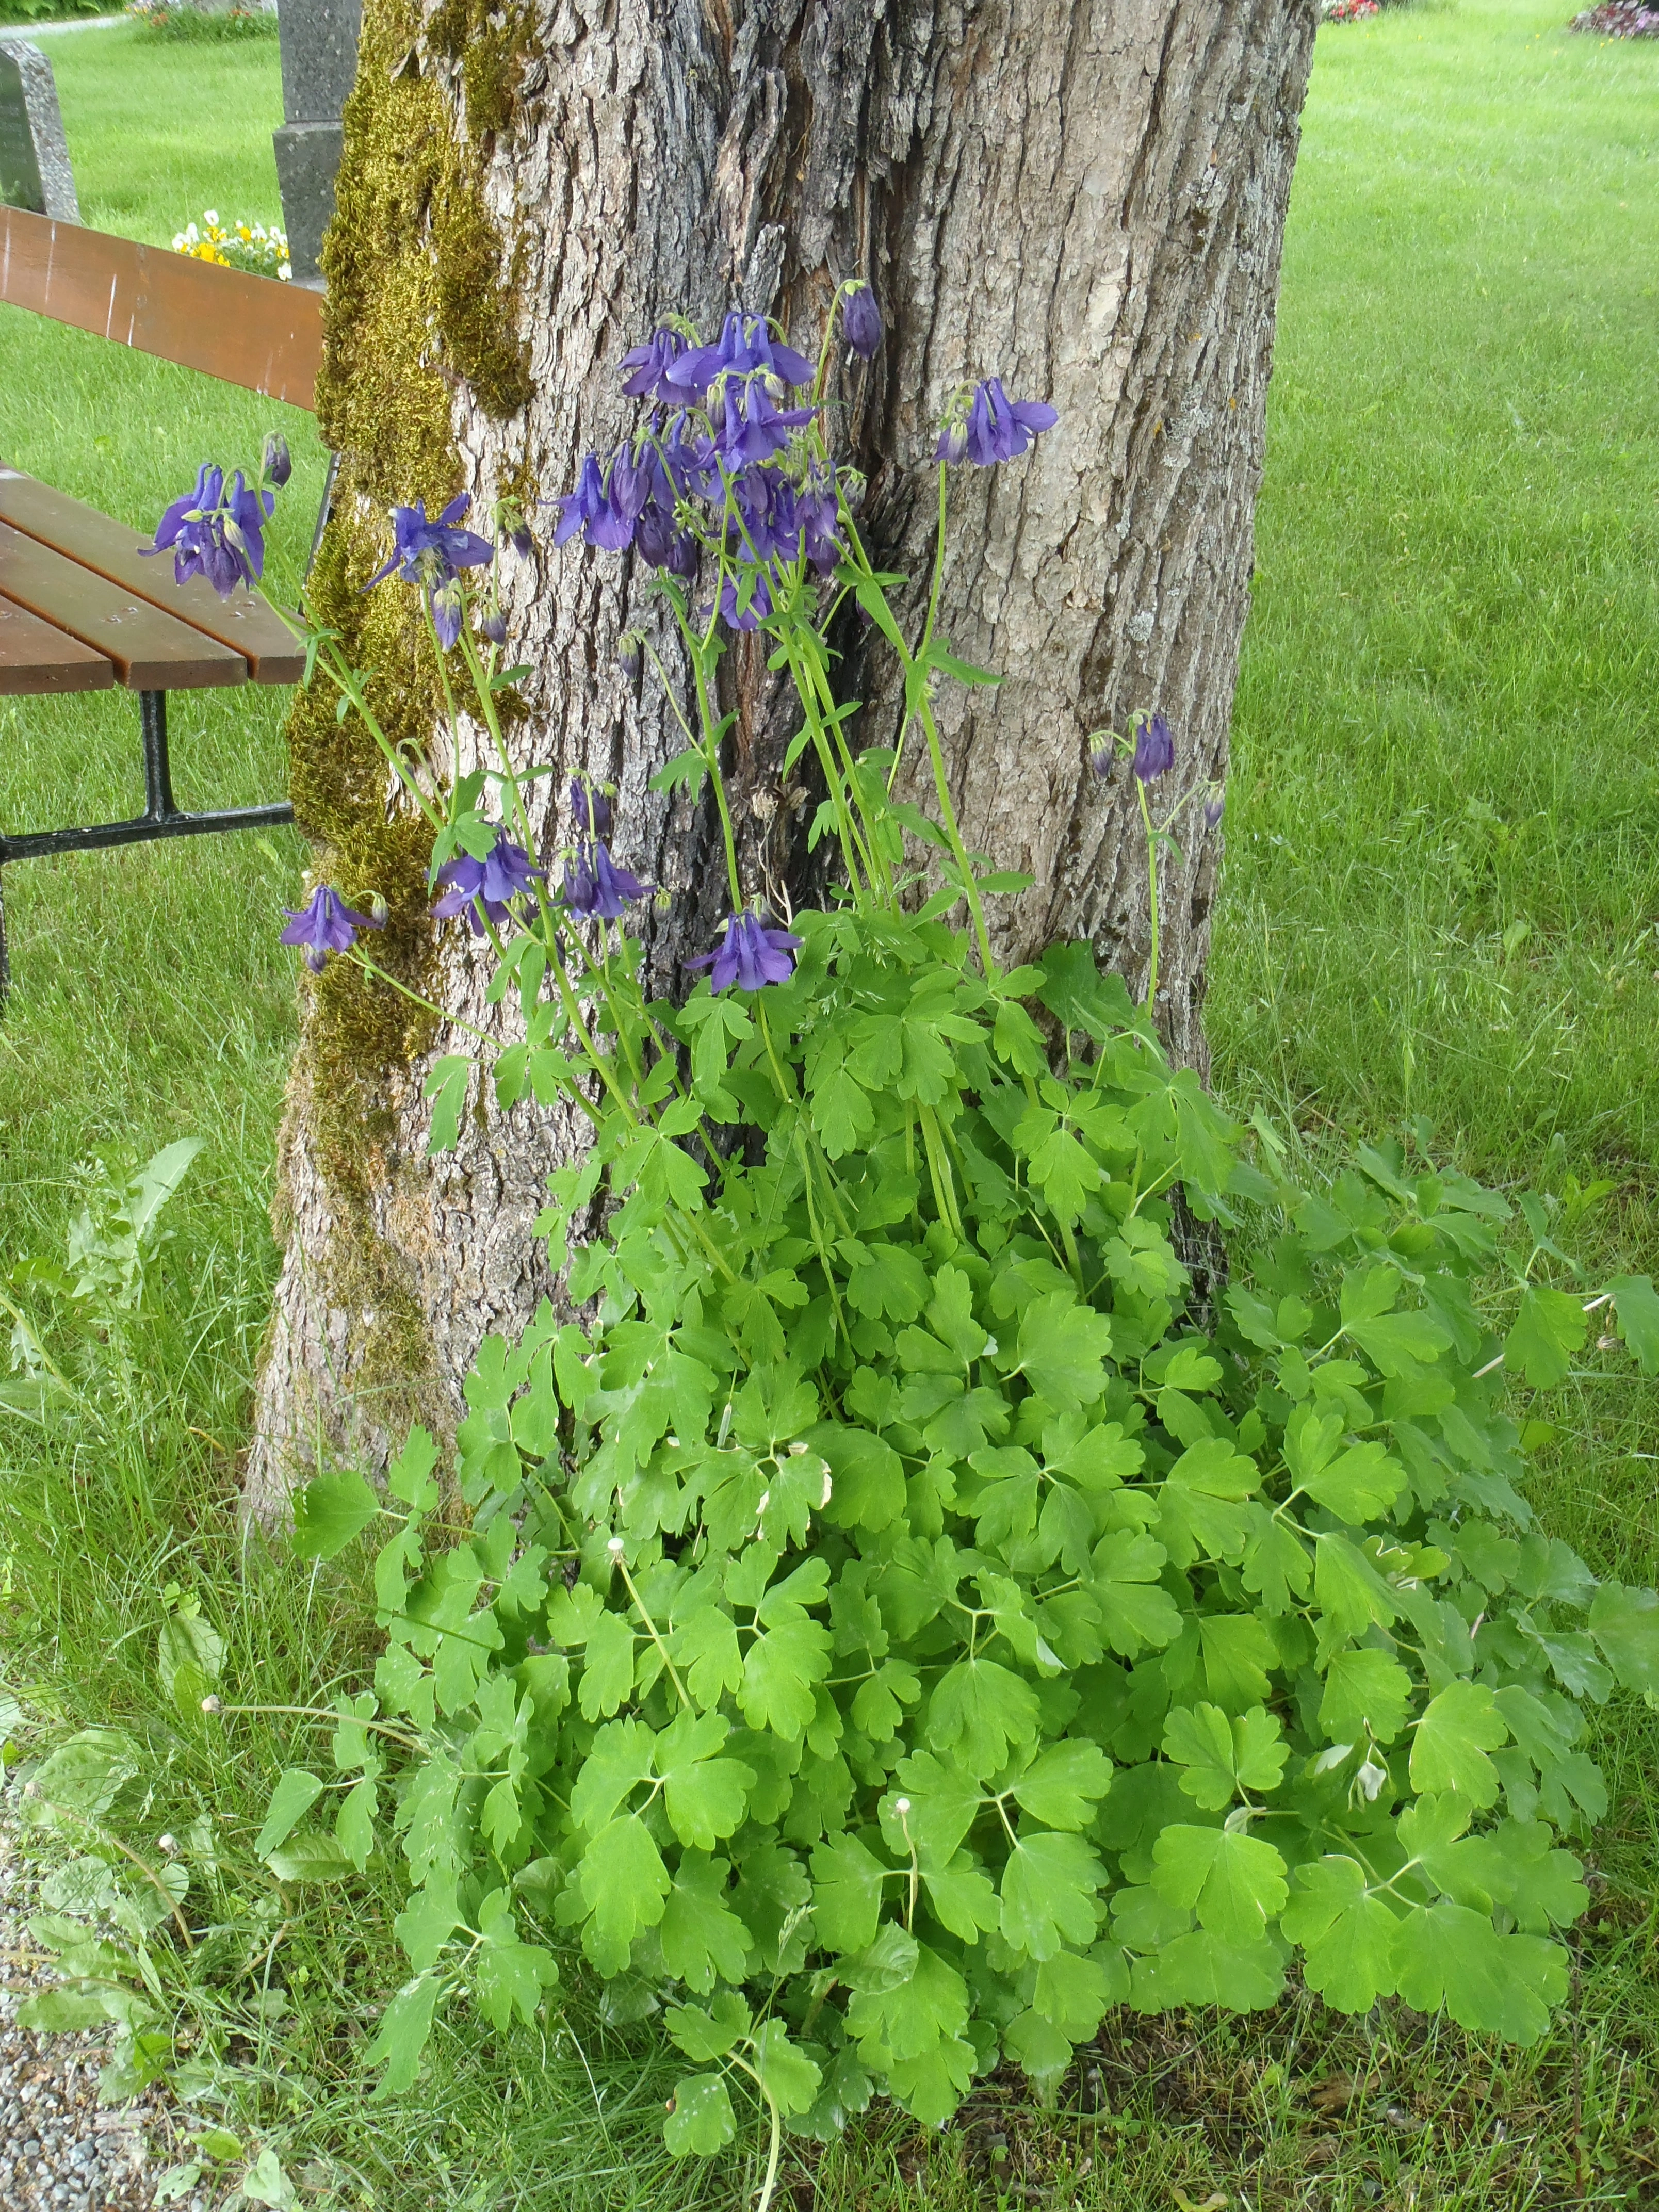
(273, 0), (362, 287)
(0, 42), (80, 224)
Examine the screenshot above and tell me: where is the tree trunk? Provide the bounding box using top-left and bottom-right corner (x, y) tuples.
(247, 0), (1316, 1511)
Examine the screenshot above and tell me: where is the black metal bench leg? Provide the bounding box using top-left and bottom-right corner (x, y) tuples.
(141, 689), (177, 822)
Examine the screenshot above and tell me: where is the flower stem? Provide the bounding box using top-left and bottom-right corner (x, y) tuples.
(1136, 774), (1160, 1015)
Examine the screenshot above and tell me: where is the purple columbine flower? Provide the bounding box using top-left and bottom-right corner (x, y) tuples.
(796, 467), (842, 573)
(621, 326), (689, 404)
(570, 777), (613, 837)
(279, 885), (384, 973)
(562, 840), (648, 920)
(717, 379), (817, 468)
(432, 831), (544, 936)
(478, 608), (508, 646)
(1132, 711), (1174, 783)
(146, 463), (272, 599)
(842, 284), (882, 360)
(669, 311), (816, 398)
(945, 377), (1059, 467)
(636, 501), (701, 576)
(690, 910), (803, 992)
(508, 523), (534, 558)
(711, 573), (774, 632)
(365, 494), (495, 590)
(1203, 793), (1225, 831)
(555, 449), (649, 554)
(1089, 734), (1117, 781)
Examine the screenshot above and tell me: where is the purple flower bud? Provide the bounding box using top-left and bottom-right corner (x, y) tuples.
(1089, 734), (1116, 781)
(430, 578), (464, 651)
(262, 432), (292, 489)
(934, 420), (968, 465)
(478, 608), (508, 645)
(509, 524), (534, 557)
(616, 636), (642, 679)
(1203, 793), (1225, 831)
(1132, 711), (1174, 784)
(842, 284), (882, 360)
(688, 910), (803, 993)
(279, 885), (384, 972)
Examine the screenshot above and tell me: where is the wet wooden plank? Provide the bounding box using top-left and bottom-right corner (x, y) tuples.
(0, 590), (114, 695)
(0, 522), (245, 690)
(0, 470), (306, 683)
(0, 204), (323, 409)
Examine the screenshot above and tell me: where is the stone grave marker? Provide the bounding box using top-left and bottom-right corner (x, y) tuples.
(0, 41), (80, 224)
(273, 0), (362, 287)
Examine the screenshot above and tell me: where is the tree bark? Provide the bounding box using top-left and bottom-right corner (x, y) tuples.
(247, 0), (1316, 1511)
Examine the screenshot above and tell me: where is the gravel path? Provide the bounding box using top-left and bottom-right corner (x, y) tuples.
(0, 1824), (204, 2212)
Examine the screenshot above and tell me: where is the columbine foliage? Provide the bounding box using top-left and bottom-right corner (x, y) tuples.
(165, 280), (1659, 2180)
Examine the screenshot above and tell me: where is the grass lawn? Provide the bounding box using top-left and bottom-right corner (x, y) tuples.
(1, 0), (1657, 2205)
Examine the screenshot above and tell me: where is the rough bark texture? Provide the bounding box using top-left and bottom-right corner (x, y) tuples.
(247, 0), (1316, 1512)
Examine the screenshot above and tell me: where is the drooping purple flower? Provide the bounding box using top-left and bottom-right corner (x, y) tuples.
(669, 311), (816, 398)
(731, 469), (798, 562)
(796, 467), (842, 574)
(1203, 792), (1225, 831)
(689, 910), (803, 993)
(958, 377), (1059, 467)
(554, 454), (606, 548)
(478, 608), (508, 646)
(621, 326), (689, 404)
(508, 523), (534, 558)
(636, 501), (701, 576)
(1132, 711), (1174, 784)
(145, 463), (272, 599)
(717, 379), (817, 468)
(365, 494), (495, 590)
(1089, 734), (1117, 782)
(934, 420), (968, 464)
(570, 777), (613, 837)
(712, 572), (774, 632)
(659, 412), (715, 497)
(555, 448), (651, 554)
(280, 885), (384, 973)
(432, 831), (544, 936)
(562, 839), (648, 920)
(842, 284), (882, 360)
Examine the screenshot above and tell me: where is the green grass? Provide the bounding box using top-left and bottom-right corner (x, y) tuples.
(2, 0), (1658, 2205)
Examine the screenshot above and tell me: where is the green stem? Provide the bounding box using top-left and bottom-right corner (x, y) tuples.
(1136, 774), (1160, 1016)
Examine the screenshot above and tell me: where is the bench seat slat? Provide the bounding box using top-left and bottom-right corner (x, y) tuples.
(0, 470), (306, 682)
(0, 521), (246, 689)
(0, 590), (115, 695)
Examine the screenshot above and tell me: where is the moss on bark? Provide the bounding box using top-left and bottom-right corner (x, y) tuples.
(275, 0), (536, 1439)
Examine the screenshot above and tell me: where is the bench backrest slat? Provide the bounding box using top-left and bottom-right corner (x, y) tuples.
(0, 203), (322, 409)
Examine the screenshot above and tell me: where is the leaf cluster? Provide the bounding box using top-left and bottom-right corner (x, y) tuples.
(284, 926), (1659, 2135)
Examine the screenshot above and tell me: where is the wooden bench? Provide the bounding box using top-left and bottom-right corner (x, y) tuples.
(0, 201), (326, 999)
